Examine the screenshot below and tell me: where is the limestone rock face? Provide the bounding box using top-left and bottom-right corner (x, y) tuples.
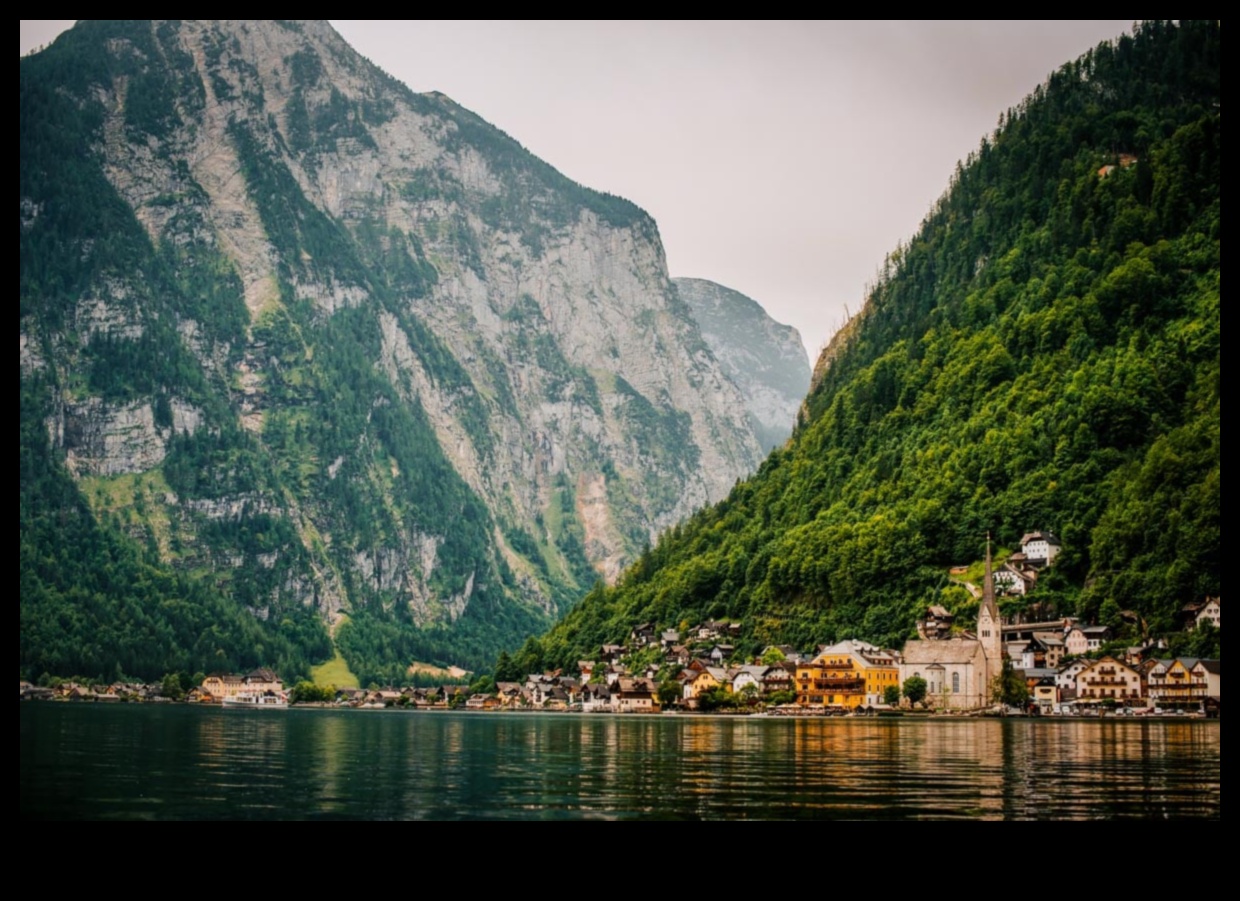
(674, 278), (810, 450)
(20, 20), (771, 667)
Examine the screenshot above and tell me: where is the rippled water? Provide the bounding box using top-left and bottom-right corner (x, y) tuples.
(20, 705), (1220, 819)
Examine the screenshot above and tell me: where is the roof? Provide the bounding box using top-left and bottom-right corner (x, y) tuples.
(735, 665), (769, 678)
(901, 638), (984, 666)
(1020, 531), (1061, 547)
(616, 677), (656, 693)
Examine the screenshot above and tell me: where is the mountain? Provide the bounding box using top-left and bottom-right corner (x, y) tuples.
(19, 20), (771, 682)
(673, 278), (809, 451)
(531, 21), (1221, 669)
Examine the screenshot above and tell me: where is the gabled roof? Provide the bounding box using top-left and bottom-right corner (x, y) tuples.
(902, 638), (984, 665)
(735, 665), (769, 679)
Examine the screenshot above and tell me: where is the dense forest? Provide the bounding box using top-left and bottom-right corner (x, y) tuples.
(521, 21), (1221, 673)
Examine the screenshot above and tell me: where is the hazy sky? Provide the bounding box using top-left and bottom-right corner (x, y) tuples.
(21, 20), (1137, 358)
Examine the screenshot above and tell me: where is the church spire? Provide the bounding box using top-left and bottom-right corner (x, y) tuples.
(983, 532), (997, 617)
(978, 532), (1003, 671)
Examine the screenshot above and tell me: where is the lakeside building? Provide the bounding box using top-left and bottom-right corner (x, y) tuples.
(794, 640), (900, 708)
(1147, 658), (1221, 708)
(200, 668), (283, 703)
(899, 540), (1004, 709)
(1074, 656), (1144, 703)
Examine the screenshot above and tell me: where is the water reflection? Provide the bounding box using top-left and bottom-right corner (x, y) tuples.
(21, 706), (1220, 820)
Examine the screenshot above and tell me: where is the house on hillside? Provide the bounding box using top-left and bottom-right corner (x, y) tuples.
(917, 605), (955, 640)
(1182, 597), (1220, 631)
(993, 562), (1037, 596)
(1019, 531), (1062, 568)
(1065, 625), (1111, 656)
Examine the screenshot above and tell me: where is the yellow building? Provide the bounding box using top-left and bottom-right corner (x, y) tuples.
(796, 640), (899, 708)
(683, 667), (730, 702)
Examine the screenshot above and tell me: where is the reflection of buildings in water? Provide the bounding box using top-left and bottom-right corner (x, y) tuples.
(991, 720), (1221, 819)
(784, 719), (1007, 818)
(195, 707), (289, 764)
(191, 708), (291, 815)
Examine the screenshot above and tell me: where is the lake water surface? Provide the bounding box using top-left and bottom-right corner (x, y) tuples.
(20, 704), (1220, 819)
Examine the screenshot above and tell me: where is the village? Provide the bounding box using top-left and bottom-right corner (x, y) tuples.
(21, 533), (1220, 718)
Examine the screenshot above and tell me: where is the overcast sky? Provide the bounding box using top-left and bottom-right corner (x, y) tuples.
(22, 20), (1137, 360)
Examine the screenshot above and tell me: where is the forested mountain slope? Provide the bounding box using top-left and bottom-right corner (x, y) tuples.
(532, 20), (1220, 669)
(20, 20), (769, 682)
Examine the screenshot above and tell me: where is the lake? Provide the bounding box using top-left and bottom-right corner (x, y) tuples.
(20, 704), (1220, 819)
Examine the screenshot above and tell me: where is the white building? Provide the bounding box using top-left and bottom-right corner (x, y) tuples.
(1195, 597), (1221, 630)
(1019, 531), (1062, 568)
(1065, 625), (1110, 656)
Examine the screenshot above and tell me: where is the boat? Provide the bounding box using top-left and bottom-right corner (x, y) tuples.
(221, 690), (289, 709)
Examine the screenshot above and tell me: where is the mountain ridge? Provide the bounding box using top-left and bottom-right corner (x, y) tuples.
(19, 19), (789, 682)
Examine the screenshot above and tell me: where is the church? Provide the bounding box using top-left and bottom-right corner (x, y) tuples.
(899, 540), (1004, 709)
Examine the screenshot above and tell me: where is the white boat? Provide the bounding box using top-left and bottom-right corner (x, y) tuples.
(221, 690), (289, 709)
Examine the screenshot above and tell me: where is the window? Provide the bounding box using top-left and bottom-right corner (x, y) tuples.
(952, 672), (960, 694)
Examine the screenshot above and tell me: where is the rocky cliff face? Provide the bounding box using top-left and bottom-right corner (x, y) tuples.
(673, 278), (810, 450)
(20, 20), (766, 674)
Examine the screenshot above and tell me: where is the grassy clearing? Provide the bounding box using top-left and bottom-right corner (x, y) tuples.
(408, 661), (471, 680)
(312, 650), (359, 689)
(80, 468), (178, 560)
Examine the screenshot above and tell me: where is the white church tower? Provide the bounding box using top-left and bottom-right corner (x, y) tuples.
(977, 534), (1004, 691)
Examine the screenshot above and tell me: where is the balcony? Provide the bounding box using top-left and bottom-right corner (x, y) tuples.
(808, 680), (864, 691)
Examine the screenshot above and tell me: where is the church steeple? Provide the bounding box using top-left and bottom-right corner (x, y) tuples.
(978, 533), (1003, 670)
(983, 533), (997, 616)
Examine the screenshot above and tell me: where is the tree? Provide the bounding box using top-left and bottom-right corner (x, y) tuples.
(290, 680), (333, 704)
(903, 675), (928, 706)
(657, 679), (681, 709)
(493, 650), (518, 683)
(760, 646), (787, 666)
(698, 685), (734, 711)
(883, 684), (901, 706)
(990, 659), (1030, 708)
(160, 673), (185, 701)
